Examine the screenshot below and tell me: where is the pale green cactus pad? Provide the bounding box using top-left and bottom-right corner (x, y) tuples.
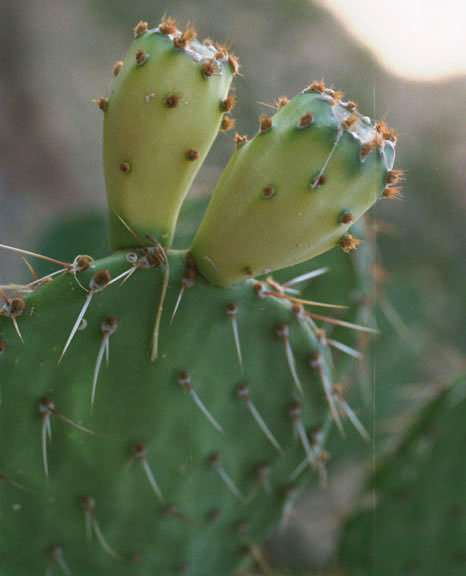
(103, 19), (236, 250)
(191, 82), (398, 286)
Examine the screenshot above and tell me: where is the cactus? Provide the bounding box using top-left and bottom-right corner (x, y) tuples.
(338, 375), (466, 576)
(0, 18), (401, 576)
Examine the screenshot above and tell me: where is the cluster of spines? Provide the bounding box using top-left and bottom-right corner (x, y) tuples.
(0, 243), (372, 572)
(189, 93), (399, 287)
(249, 79), (403, 213)
(94, 17), (239, 132)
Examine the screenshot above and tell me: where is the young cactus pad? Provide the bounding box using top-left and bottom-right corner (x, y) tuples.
(103, 20), (236, 250)
(191, 84), (397, 286)
(0, 17), (401, 576)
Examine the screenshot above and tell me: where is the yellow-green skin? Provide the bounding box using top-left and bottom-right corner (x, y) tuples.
(104, 28), (233, 249)
(191, 90), (395, 286)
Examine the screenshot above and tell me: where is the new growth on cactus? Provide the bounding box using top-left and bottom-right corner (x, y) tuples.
(103, 18), (235, 250)
(0, 17), (402, 576)
(192, 81), (397, 286)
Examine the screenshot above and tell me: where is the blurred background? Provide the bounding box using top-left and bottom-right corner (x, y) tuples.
(1, 0), (465, 573)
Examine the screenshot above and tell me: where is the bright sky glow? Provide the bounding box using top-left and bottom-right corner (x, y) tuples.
(317, 0), (466, 81)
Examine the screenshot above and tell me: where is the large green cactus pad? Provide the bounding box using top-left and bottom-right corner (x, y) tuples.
(0, 248), (369, 575)
(338, 376), (466, 576)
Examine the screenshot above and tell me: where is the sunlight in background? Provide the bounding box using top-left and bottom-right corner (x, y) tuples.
(317, 0), (466, 81)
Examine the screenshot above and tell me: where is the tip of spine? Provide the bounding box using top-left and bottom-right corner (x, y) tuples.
(382, 186), (403, 200)
(221, 116), (235, 131)
(221, 95), (236, 113)
(112, 60), (124, 77)
(92, 97), (108, 112)
(185, 148), (200, 161)
(311, 174), (326, 189)
(159, 16), (177, 35)
(360, 139), (377, 161)
(93, 268), (111, 288)
(340, 113), (358, 131)
(276, 96), (289, 109)
(375, 121), (397, 143)
(326, 88), (344, 106)
(227, 52), (240, 75)
(135, 49), (148, 66)
(304, 80), (325, 94)
(173, 22), (197, 50)
(259, 115), (273, 133)
(214, 42), (228, 59)
(133, 20), (148, 37)
(262, 186), (275, 199)
(338, 233), (360, 253)
(165, 92), (182, 108)
(235, 133), (248, 149)
(201, 59), (217, 78)
(338, 211), (354, 225)
(297, 112), (314, 129)
(386, 169), (405, 185)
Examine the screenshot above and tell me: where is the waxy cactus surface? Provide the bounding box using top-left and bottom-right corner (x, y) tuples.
(0, 18), (401, 576)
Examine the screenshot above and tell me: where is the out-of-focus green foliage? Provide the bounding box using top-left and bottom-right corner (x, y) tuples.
(338, 375), (466, 576)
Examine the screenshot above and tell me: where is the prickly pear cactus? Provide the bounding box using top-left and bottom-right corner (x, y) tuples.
(0, 19), (401, 576)
(338, 376), (466, 576)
